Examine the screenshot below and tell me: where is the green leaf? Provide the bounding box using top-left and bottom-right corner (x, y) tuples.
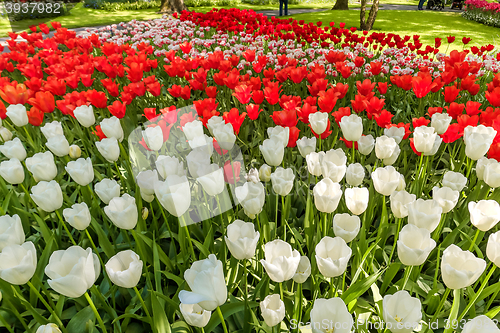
(151, 291), (172, 333)
(66, 306), (95, 333)
(342, 269), (385, 305)
(205, 301), (259, 333)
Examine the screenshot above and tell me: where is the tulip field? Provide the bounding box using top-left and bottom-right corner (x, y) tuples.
(2, 8), (500, 333)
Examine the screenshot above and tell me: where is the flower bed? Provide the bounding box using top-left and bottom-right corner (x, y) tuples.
(463, 0), (500, 28)
(1, 9), (500, 333)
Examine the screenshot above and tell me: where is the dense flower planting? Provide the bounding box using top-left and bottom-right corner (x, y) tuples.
(463, 0), (500, 28)
(2, 9), (500, 333)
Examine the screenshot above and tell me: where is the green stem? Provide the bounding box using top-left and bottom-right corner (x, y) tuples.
(443, 289), (461, 333)
(468, 229), (482, 252)
(458, 265), (496, 321)
(279, 282), (284, 301)
(428, 288), (451, 333)
(216, 306), (229, 333)
(388, 218), (401, 263)
(401, 266), (413, 292)
(133, 287), (153, 324)
(84, 292), (108, 333)
(26, 281), (67, 333)
(180, 216), (197, 261)
(55, 210), (77, 245)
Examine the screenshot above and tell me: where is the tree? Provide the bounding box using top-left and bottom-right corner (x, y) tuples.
(360, 0), (380, 31)
(158, 0), (187, 14)
(332, 0), (349, 10)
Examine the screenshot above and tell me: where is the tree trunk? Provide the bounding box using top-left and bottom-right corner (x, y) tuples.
(360, 0), (379, 30)
(158, 0), (187, 14)
(332, 0), (349, 10)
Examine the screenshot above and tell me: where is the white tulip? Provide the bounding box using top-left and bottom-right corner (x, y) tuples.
(178, 254), (227, 311)
(397, 224), (436, 266)
(332, 213), (360, 243)
(423, 135), (442, 156)
(407, 199), (442, 232)
(73, 105), (95, 128)
(105, 250), (143, 288)
(259, 137), (284, 167)
(477, 157), (496, 182)
(413, 126), (437, 154)
(207, 116), (224, 136)
(36, 323), (62, 333)
(372, 166), (401, 196)
(142, 126), (163, 151)
(462, 315), (500, 333)
(155, 175), (191, 217)
(41, 121), (64, 139)
(315, 236), (352, 278)
(442, 171), (467, 192)
(384, 126), (405, 144)
(346, 163), (365, 186)
(358, 134), (375, 155)
(235, 181), (265, 219)
(65, 157), (94, 186)
(296, 136), (316, 157)
(345, 187), (369, 215)
(46, 135), (70, 157)
(259, 164), (272, 182)
(321, 148), (347, 182)
(95, 178), (120, 204)
(180, 303), (211, 328)
(156, 155), (186, 179)
(464, 125), (497, 160)
(487, 231), (500, 268)
(197, 164), (225, 196)
(0, 127), (13, 141)
(0, 137), (26, 161)
(432, 186), (459, 213)
(339, 114), (363, 141)
(63, 202), (91, 231)
(0, 158), (24, 184)
(0, 214), (25, 251)
(310, 298), (353, 333)
(484, 160), (500, 188)
(0, 241), (36, 285)
(293, 256), (311, 283)
(25, 151), (58, 182)
(309, 112), (329, 135)
(188, 134), (213, 153)
(104, 194), (138, 229)
(313, 178), (342, 213)
(45, 246), (100, 298)
(225, 220), (260, 260)
(390, 190), (416, 219)
(441, 244), (486, 289)
(469, 200), (500, 232)
(271, 167), (295, 196)
(100, 116), (124, 142)
(96, 137), (120, 162)
(69, 145), (81, 159)
(245, 168), (260, 183)
(182, 120), (204, 141)
(267, 126), (290, 148)
(383, 290), (422, 333)
(260, 239), (300, 283)
(136, 170), (159, 199)
(431, 113), (452, 134)
(260, 294), (285, 327)
(306, 151), (324, 177)
(6, 104), (28, 126)
(30, 180), (63, 212)
(186, 148), (211, 178)
(213, 123), (236, 150)
(375, 135), (398, 160)
(383, 144), (401, 165)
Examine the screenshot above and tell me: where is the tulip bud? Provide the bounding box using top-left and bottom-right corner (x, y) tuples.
(310, 298), (353, 333)
(383, 290), (422, 333)
(375, 135), (397, 160)
(95, 178), (120, 204)
(100, 116), (124, 142)
(468, 200), (500, 232)
(45, 246), (100, 298)
(41, 121), (64, 139)
(225, 220), (260, 260)
(442, 171), (467, 192)
(431, 113), (452, 134)
(63, 202), (91, 231)
(407, 199), (442, 232)
(6, 104), (28, 126)
(46, 135), (70, 157)
(25, 151), (58, 182)
(0, 158), (25, 184)
(397, 224), (436, 266)
(0, 241), (37, 285)
(372, 166), (401, 196)
(178, 254), (227, 311)
(180, 303), (211, 328)
(213, 123), (236, 150)
(155, 175), (191, 217)
(182, 120), (204, 141)
(141, 207), (149, 220)
(315, 236), (352, 278)
(441, 244), (486, 289)
(260, 239), (300, 282)
(96, 137), (120, 162)
(156, 155), (186, 179)
(0, 127), (13, 142)
(390, 190), (416, 219)
(0, 137), (26, 161)
(464, 125), (497, 161)
(344, 187), (369, 215)
(384, 127), (405, 144)
(30, 180), (63, 212)
(332, 213), (360, 243)
(105, 250), (143, 288)
(65, 157), (94, 186)
(245, 168), (260, 183)
(260, 294), (285, 327)
(346, 163), (365, 186)
(432, 186), (459, 213)
(235, 181), (265, 219)
(486, 231), (500, 268)
(321, 148), (347, 182)
(259, 137), (284, 167)
(73, 105), (95, 128)
(306, 151), (324, 177)
(259, 164), (272, 182)
(36, 323), (62, 333)
(296, 136), (316, 158)
(339, 114), (363, 142)
(413, 126), (437, 154)
(0, 214), (25, 251)
(313, 178), (342, 213)
(271, 167), (295, 196)
(462, 315), (500, 333)
(309, 112), (328, 135)
(69, 145), (81, 159)
(104, 194), (138, 230)
(292, 256), (311, 283)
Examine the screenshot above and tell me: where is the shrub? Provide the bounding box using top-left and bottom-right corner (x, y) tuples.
(463, 0), (500, 28)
